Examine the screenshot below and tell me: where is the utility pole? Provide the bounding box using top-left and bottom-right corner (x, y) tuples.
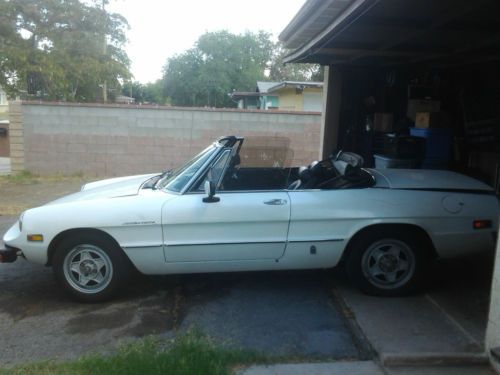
(101, 0), (107, 103)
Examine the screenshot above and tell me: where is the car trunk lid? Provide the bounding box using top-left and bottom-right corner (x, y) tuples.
(368, 168), (494, 193)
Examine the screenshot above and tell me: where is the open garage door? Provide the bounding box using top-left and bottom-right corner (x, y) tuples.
(303, 92), (323, 112)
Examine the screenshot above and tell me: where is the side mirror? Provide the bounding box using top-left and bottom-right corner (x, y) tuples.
(202, 180), (220, 203)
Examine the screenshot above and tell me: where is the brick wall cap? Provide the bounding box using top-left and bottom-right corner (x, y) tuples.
(20, 100), (321, 116)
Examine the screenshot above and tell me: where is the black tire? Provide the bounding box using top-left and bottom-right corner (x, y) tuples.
(345, 229), (427, 297)
(52, 233), (131, 302)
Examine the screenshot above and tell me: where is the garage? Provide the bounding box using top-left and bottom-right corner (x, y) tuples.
(279, 0), (500, 371)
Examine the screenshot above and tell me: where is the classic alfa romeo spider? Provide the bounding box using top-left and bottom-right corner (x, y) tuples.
(1, 136), (498, 301)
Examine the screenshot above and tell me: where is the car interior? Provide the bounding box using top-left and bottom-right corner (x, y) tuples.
(219, 150), (376, 191)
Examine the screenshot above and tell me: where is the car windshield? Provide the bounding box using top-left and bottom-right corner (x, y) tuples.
(156, 145), (218, 192)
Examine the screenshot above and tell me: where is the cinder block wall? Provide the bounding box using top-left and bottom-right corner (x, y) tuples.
(14, 102), (321, 176)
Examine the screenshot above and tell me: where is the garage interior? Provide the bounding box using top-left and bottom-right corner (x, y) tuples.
(280, 0), (500, 369)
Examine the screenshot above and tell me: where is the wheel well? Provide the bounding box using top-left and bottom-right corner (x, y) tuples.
(46, 228), (124, 266)
(340, 223), (438, 265)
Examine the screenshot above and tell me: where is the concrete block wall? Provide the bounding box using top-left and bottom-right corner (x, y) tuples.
(7, 101), (24, 171)
(14, 102), (321, 176)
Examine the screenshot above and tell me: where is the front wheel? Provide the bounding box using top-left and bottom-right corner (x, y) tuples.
(53, 234), (130, 302)
(345, 229), (426, 296)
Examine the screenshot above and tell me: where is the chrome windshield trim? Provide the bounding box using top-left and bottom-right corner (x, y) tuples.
(179, 144), (226, 195)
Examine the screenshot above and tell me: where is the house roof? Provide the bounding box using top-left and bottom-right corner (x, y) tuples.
(279, 0), (357, 50)
(231, 81), (323, 98)
(229, 91), (265, 100)
(279, 0), (500, 67)
(266, 81), (323, 93)
(256, 81), (280, 93)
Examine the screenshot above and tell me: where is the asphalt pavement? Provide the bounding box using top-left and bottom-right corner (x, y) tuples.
(0, 215), (365, 365)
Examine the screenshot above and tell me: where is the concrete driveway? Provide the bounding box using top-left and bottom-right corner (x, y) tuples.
(333, 250), (494, 367)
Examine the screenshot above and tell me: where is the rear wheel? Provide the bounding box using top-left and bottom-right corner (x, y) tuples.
(53, 234), (130, 302)
(345, 229), (426, 296)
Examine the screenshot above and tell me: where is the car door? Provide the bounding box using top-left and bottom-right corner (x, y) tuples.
(285, 190), (349, 268)
(161, 148), (290, 262)
(161, 191), (290, 262)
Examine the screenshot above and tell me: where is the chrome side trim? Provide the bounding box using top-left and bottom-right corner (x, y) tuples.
(123, 239), (344, 250)
(122, 244), (163, 249)
(288, 238), (344, 243)
(164, 239), (344, 247)
(165, 241), (285, 247)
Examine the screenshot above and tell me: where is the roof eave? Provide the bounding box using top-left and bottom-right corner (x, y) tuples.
(281, 0), (378, 64)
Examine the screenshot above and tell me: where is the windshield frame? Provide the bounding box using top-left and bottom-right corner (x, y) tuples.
(157, 142), (225, 194)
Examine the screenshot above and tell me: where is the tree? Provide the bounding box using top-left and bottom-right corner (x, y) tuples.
(0, 0), (131, 101)
(162, 31), (324, 108)
(122, 80), (165, 104)
(142, 80), (165, 104)
(268, 43), (324, 82)
(163, 30), (274, 108)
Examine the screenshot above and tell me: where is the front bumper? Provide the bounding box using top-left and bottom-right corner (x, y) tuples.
(3, 221), (48, 265)
(0, 245), (20, 263)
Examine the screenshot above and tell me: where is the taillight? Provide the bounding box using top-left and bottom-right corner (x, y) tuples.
(473, 220), (492, 229)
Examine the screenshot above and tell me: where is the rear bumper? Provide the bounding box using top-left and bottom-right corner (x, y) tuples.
(0, 246), (20, 263)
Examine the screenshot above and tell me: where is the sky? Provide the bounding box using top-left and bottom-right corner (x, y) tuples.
(106, 0), (306, 83)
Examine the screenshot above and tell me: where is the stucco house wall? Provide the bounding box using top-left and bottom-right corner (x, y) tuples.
(276, 87), (323, 112)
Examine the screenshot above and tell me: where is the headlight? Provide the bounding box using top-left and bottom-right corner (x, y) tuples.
(18, 212), (25, 231)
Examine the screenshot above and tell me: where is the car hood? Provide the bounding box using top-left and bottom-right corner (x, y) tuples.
(46, 173), (159, 205)
(369, 168), (494, 192)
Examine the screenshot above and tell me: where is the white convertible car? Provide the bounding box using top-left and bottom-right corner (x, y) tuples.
(1, 136), (498, 301)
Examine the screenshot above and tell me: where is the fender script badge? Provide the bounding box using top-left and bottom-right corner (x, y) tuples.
(122, 221), (156, 226)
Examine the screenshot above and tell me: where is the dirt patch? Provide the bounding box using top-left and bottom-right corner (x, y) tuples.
(0, 174), (91, 215)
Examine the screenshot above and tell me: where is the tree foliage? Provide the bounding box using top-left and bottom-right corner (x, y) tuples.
(164, 30), (275, 107)
(122, 80), (166, 104)
(268, 43), (324, 82)
(0, 0), (131, 101)
(162, 31), (323, 108)
(163, 31), (274, 108)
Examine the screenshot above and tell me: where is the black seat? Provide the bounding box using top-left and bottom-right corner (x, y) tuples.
(288, 162), (322, 190)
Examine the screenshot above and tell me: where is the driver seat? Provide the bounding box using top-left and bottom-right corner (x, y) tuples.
(287, 161), (322, 190)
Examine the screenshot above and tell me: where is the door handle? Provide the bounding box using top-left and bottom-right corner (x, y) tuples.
(264, 199), (287, 205)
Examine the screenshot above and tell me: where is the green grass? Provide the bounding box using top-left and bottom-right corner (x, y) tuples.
(1, 331), (269, 375)
(0, 170), (87, 186)
(1, 170), (38, 184)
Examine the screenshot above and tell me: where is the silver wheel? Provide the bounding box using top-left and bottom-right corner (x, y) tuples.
(361, 239), (415, 290)
(63, 244), (113, 294)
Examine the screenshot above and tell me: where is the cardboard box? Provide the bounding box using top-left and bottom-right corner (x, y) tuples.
(415, 112), (446, 128)
(374, 113), (393, 132)
(407, 99), (440, 121)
